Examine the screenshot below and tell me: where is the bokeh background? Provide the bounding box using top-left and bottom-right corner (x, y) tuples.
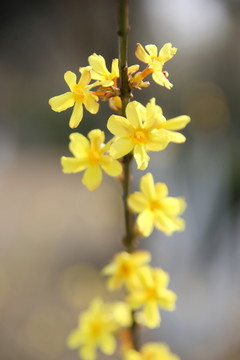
(1, 0), (240, 359)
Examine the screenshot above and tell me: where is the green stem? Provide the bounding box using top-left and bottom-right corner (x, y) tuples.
(118, 0), (139, 351)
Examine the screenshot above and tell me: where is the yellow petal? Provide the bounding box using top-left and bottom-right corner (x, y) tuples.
(124, 349), (141, 360)
(88, 129), (104, 149)
(140, 173), (156, 200)
(61, 156), (87, 173)
(135, 43), (150, 63)
(128, 192), (148, 213)
(137, 209), (155, 237)
(82, 166), (102, 190)
(101, 157), (122, 177)
(67, 328), (83, 349)
(161, 197), (186, 216)
(159, 43), (177, 64)
(99, 334), (116, 355)
(161, 129), (186, 143)
(126, 101), (142, 129)
(84, 93), (99, 114)
(111, 58), (119, 78)
(49, 92), (75, 112)
(155, 183), (168, 198)
(128, 64), (139, 75)
(147, 131), (169, 151)
(69, 102), (83, 128)
(88, 53), (109, 77)
(154, 210), (177, 235)
(145, 44), (158, 57)
(80, 344), (96, 360)
(142, 302), (160, 328)
(110, 138), (134, 159)
(133, 144), (150, 170)
(163, 115), (191, 130)
(79, 68), (91, 87)
(64, 71), (77, 91)
(107, 115), (134, 137)
(158, 289), (177, 311)
(69, 132), (90, 157)
(152, 71), (173, 89)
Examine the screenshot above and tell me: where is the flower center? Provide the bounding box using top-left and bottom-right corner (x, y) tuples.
(149, 199), (160, 211)
(146, 287), (157, 301)
(119, 262), (132, 277)
(133, 130), (148, 144)
(73, 85), (85, 102)
(89, 148), (101, 164)
(90, 321), (103, 338)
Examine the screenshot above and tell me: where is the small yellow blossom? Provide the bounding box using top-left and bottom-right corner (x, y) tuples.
(124, 342), (180, 360)
(107, 101), (169, 170)
(127, 266), (177, 328)
(88, 54), (119, 87)
(135, 43), (177, 89)
(49, 68), (99, 128)
(102, 251), (151, 290)
(128, 173), (186, 237)
(67, 298), (119, 360)
(144, 98), (191, 143)
(61, 129), (122, 191)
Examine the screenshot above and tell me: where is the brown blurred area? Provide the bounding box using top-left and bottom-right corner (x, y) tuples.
(0, 1), (240, 360)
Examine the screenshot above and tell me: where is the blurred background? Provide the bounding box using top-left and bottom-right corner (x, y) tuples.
(0, 0), (240, 359)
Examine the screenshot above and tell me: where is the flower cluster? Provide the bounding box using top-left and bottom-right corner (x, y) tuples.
(50, 40), (190, 360)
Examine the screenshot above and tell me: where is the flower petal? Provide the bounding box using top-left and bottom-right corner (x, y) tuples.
(61, 156), (88, 173)
(101, 156), (122, 177)
(88, 53), (108, 77)
(82, 166), (102, 190)
(163, 115), (191, 130)
(161, 129), (186, 143)
(145, 44), (158, 58)
(64, 71), (77, 91)
(136, 209), (155, 237)
(155, 183), (168, 198)
(79, 68), (91, 87)
(49, 92), (75, 112)
(69, 132), (89, 157)
(107, 115), (134, 137)
(152, 71), (173, 89)
(154, 210), (179, 235)
(69, 102), (83, 128)
(135, 43), (151, 63)
(147, 131), (169, 151)
(67, 329), (83, 349)
(142, 302), (160, 328)
(128, 192), (148, 213)
(110, 138), (134, 159)
(159, 43), (177, 64)
(100, 334), (116, 355)
(133, 144), (150, 170)
(111, 58), (119, 78)
(140, 173), (156, 200)
(126, 101), (142, 129)
(84, 93), (99, 114)
(88, 129), (104, 149)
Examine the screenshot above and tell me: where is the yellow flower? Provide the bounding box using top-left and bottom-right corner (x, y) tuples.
(61, 129), (122, 191)
(127, 266), (177, 328)
(128, 173), (186, 237)
(88, 53), (119, 87)
(67, 298), (118, 360)
(144, 98), (191, 143)
(124, 342), (180, 360)
(49, 68), (99, 128)
(102, 251), (151, 290)
(107, 101), (169, 170)
(135, 43), (177, 89)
